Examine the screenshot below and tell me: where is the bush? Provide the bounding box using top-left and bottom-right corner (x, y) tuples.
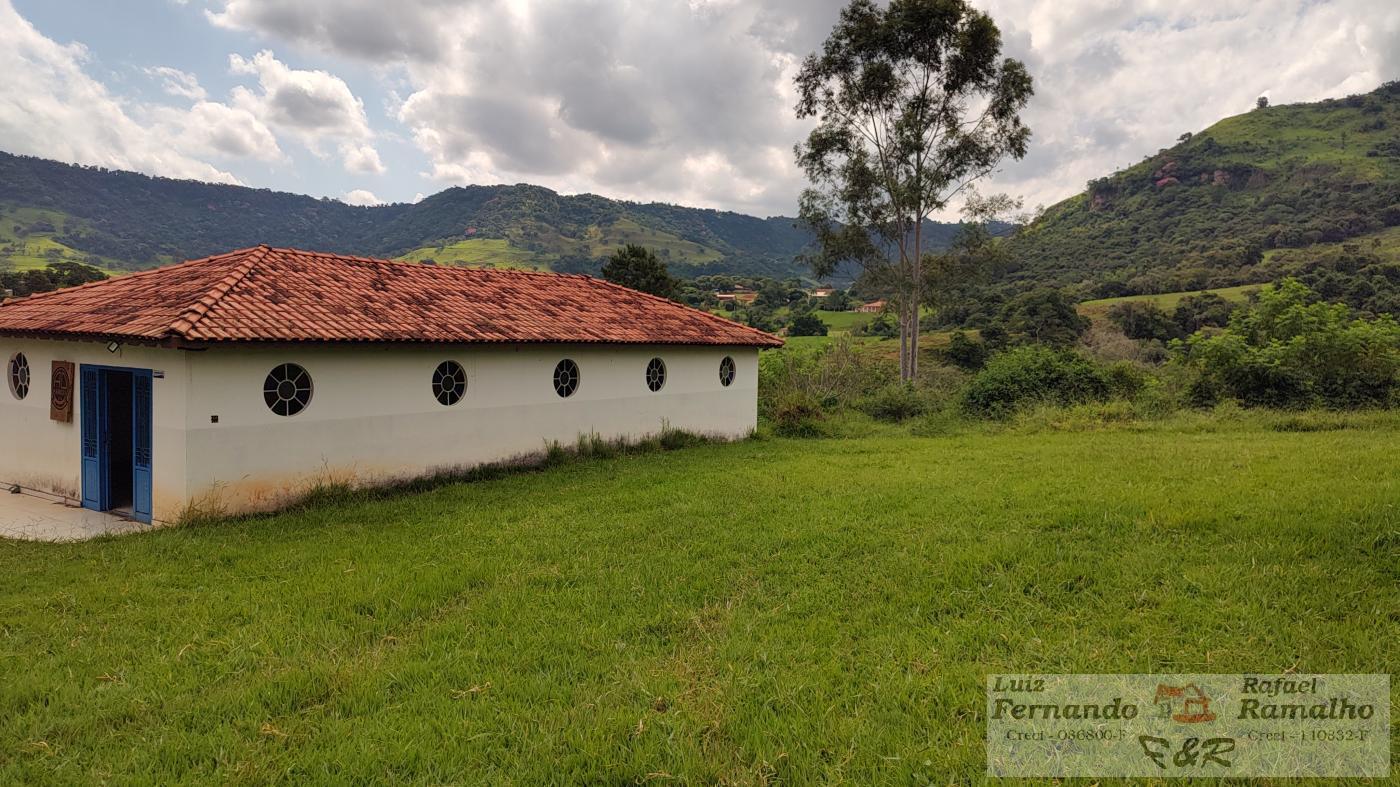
(1182, 279), (1400, 408)
(1172, 292), (1236, 334)
(857, 383), (929, 422)
(1103, 361), (1148, 398)
(941, 330), (988, 370)
(769, 392), (827, 437)
(962, 346), (1112, 418)
(999, 289), (1091, 346)
(856, 313), (899, 339)
(758, 338), (896, 419)
(1107, 301), (1177, 342)
(787, 310), (829, 336)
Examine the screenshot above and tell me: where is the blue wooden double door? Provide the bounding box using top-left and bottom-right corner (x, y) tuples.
(80, 365), (153, 523)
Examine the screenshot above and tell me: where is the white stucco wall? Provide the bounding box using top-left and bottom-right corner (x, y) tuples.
(0, 338), (190, 521)
(1, 339), (760, 520)
(183, 343), (759, 514)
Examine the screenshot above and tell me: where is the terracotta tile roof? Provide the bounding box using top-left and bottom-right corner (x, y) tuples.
(0, 246), (783, 347)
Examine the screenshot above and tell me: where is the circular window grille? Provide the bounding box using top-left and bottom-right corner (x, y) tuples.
(263, 363), (313, 416)
(7, 352), (29, 400)
(553, 359), (580, 398)
(645, 357), (666, 392)
(432, 360), (467, 406)
(719, 356), (736, 387)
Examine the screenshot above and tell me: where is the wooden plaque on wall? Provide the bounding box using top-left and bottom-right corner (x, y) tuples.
(51, 360), (74, 422)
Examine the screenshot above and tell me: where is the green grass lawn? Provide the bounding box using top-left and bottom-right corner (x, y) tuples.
(1078, 283), (1264, 320)
(2, 418), (1398, 782)
(815, 309), (870, 332)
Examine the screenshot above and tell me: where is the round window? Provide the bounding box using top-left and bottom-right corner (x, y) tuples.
(719, 356), (736, 387)
(553, 359), (580, 398)
(432, 360), (466, 406)
(645, 357), (666, 392)
(263, 363), (313, 416)
(7, 352), (29, 400)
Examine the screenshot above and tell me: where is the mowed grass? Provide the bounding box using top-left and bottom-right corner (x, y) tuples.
(2, 419), (1399, 783)
(815, 309), (870, 333)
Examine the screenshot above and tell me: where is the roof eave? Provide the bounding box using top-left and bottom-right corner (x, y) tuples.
(0, 330), (782, 349)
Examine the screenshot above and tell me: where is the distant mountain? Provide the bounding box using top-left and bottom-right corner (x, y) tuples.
(12, 83), (1392, 298)
(0, 152), (980, 283)
(1003, 81), (1400, 299)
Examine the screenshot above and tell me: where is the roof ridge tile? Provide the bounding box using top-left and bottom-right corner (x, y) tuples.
(0, 246), (260, 308)
(166, 246), (268, 339)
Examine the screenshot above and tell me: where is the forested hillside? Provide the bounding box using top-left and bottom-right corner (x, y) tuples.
(5, 82), (1397, 297)
(0, 152), (1004, 283)
(1004, 81), (1400, 299)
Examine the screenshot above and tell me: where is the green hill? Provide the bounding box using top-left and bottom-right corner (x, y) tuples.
(6, 81), (1397, 298)
(0, 152), (1006, 284)
(1004, 81), (1400, 303)
(0, 153), (814, 278)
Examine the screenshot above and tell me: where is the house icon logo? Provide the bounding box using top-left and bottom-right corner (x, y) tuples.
(1153, 683), (1217, 723)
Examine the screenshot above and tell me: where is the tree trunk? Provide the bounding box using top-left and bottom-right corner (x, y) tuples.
(903, 220), (922, 382)
(898, 305), (909, 380)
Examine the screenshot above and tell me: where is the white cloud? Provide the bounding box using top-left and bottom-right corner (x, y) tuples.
(974, 0), (1400, 216)
(228, 49), (384, 174)
(339, 142), (385, 174)
(0, 0), (241, 184)
(145, 65), (207, 100)
(8, 0), (1397, 217)
(341, 188), (382, 206)
(211, 0), (826, 215)
(159, 100), (282, 161)
(208, 0), (452, 62)
(205, 0), (1399, 217)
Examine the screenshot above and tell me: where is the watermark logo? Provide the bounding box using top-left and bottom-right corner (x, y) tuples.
(1153, 682), (1216, 723)
(986, 673), (1389, 777)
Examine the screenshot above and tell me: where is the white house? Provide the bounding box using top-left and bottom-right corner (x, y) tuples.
(0, 246), (781, 524)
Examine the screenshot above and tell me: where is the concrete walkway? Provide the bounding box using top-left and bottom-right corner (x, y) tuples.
(0, 492), (153, 542)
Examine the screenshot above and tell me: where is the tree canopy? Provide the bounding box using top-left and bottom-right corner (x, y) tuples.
(600, 244), (679, 299)
(795, 0), (1032, 380)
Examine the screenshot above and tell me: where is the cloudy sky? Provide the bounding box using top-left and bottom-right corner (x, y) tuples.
(2, 0), (1395, 218)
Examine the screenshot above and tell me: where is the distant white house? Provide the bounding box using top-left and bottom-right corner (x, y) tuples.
(855, 299), (887, 313)
(0, 246), (780, 523)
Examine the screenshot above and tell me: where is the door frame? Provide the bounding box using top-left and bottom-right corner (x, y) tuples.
(79, 364), (154, 523)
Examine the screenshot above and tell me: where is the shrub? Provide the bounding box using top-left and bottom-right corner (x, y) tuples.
(1103, 361), (1148, 398)
(758, 338), (896, 419)
(857, 383), (929, 422)
(787, 310), (829, 336)
(1107, 301), (1177, 342)
(858, 313), (899, 338)
(999, 289), (1091, 346)
(980, 323), (1009, 350)
(941, 330), (988, 370)
(769, 392), (827, 437)
(1172, 292), (1236, 334)
(962, 346), (1112, 417)
(1182, 279), (1400, 408)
